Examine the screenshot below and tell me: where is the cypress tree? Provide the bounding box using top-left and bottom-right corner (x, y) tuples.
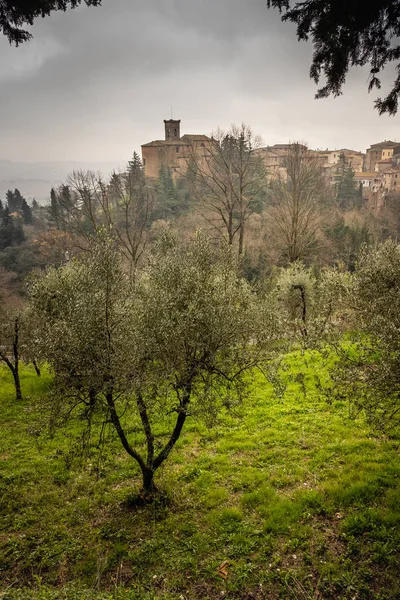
(157, 166), (179, 218)
(49, 188), (60, 228)
(21, 198), (33, 225)
(335, 154), (361, 210)
(127, 151), (144, 183)
(0, 206), (15, 250)
(13, 217), (25, 246)
(6, 189), (25, 213)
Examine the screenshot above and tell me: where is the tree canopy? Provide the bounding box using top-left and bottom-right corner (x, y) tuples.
(28, 232), (272, 495)
(1, 1), (101, 45)
(338, 240), (400, 429)
(267, 0), (400, 114)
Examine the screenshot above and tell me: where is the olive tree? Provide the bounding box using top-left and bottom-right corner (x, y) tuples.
(0, 312), (23, 400)
(29, 232), (272, 496)
(337, 240), (400, 429)
(274, 262), (349, 347)
(0, 269), (24, 400)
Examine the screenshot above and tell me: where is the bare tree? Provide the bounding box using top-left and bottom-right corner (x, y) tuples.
(379, 191), (400, 240)
(268, 143), (328, 264)
(53, 158), (153, 274)
(106, 159), (153, 275)
(188, 124), (268, 256)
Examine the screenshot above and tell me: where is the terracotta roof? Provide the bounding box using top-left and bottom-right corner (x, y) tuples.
(369, 140), (398, 149)
(256, 147), (281, 157)
(268, 143), (307, 151)
(339, 149), (363, 155)
(141, 140), (179, 147)
(142, 133), (211, 147)
(355, 172), (376, 178)
(180, 134), (211, 141)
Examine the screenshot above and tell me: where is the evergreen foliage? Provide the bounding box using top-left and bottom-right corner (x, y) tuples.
(20, 199), (33, 225)
(0, 1), (101, 45)
(6, 188), (24, 213)
(0, 206), (25, 251)
(155, 165), (181, 219)
(127, 151), (145, 185)
(337, 239), (400, 429)
(267, 0), (400, 114)
(49, 188), (60, 229)
(325, 218), (371, 270)
(335, 154), (363, 210)
(0, 206), (14, 250)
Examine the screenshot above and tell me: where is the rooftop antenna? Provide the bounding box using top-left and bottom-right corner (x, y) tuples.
(170, 106), (173, 119)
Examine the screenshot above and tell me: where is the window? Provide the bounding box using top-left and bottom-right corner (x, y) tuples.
(143, 158), (146, 166)
(174, 128), (177, 136)
(176, 146), (179, 153)
(201, 142), (205, 147)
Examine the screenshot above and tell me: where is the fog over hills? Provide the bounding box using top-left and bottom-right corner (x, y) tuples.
(0, 159), (126, 204)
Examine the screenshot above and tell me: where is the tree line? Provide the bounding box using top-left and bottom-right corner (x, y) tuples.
(0, 127), (394, 292)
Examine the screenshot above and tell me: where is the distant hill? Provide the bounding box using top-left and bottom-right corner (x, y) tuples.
(0, 159), (126, 204)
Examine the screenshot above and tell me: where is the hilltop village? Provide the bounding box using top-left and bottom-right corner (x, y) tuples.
(142, 119), (400, 208)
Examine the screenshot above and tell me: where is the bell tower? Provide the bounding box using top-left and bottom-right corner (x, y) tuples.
(164, 119), (181, 141)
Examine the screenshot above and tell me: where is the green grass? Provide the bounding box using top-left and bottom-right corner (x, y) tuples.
(0, 353), (399, 600)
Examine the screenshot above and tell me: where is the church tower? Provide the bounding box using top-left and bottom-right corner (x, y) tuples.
(164, 119), (181, 141)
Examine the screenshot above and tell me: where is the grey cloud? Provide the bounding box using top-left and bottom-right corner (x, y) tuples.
(0, 0), (399, 164)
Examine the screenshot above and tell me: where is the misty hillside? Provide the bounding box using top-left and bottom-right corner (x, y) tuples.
(0, 159), (125, 204)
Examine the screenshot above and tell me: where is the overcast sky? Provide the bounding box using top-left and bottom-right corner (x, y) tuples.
(0, 0), (399, 165)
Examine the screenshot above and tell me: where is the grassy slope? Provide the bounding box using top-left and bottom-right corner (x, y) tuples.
(0, 355), (399, 600)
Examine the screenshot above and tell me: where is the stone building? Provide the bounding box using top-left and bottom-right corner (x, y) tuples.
(310, 148), (364, 184)
(140, 123), (400, 210)
(254, 143), (309, 181)
(253, 147), (287, 180)
(354, 171), (386, 209)
(141, 119), (212, 179)
(381, 165), (400, 194)
(365, 141), (400, 172)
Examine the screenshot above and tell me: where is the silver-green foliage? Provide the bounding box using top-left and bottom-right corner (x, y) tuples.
(29, 232), (271, 492)
(274, 262), (349, 347)
(29, 235), (134, 400)
(341, 239), (400, 428)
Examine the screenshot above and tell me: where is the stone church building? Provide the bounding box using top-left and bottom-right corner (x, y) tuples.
(141, 119), (212, 179)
